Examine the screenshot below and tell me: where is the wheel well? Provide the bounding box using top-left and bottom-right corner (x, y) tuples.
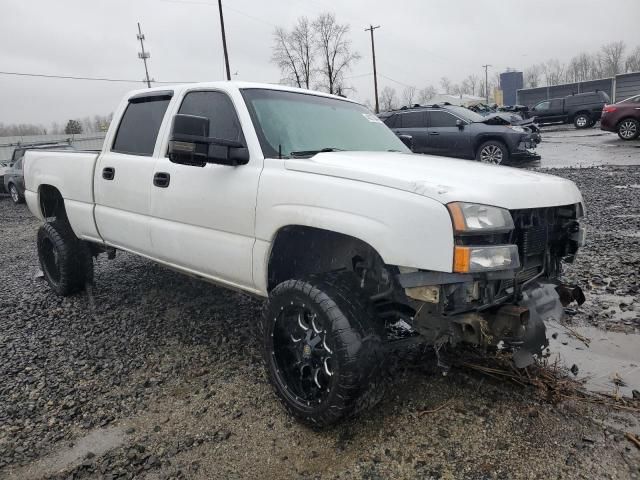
(39, 185), (67, 222)
(474, 136), (508, 156)
(267, 225), (389, 293)
(617, 116), (639, 126)
(572, 110), (590, 120)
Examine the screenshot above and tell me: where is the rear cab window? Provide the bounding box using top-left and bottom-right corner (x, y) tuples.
(111, 92), (172, 156)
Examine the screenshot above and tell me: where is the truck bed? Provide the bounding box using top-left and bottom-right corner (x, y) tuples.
(24, 150), (100, 241)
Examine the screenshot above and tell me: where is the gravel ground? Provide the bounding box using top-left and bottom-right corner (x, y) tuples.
(1, 166), (639, 480)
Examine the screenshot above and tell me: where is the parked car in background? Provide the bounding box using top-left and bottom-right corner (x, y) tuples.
(379, 104), (540, 165)
(0, 161), (11, 193)
(4, 156), (25, 204)
(4, 143), (74, 204)
(600, 94), (640, 140)
(527, 91), (610, 129)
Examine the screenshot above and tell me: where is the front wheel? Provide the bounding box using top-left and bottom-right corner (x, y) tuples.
(37, 221), (93, 296)
(260, 272), (385, 428)
(617, 119), (639, 140)
(574, 113), (591, 129)
(476, 141), (507, 165)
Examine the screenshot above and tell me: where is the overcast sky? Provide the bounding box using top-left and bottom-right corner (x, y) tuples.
(1, 0), (639, 126)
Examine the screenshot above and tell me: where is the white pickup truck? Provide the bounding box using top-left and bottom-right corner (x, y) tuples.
(24, 82), (586, 427)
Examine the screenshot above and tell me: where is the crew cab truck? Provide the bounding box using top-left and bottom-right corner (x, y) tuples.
(24, 82), (586, 427)
(528, 91), (610, 129)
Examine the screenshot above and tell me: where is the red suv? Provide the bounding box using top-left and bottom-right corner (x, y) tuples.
(600, 94), (640, 140)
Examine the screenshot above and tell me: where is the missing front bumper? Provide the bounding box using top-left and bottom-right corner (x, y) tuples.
(411, 281), (584, 368)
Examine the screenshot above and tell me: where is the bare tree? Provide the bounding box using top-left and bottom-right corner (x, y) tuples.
(440, 76), (452, 94)
(600, 41), (626, 76)
(312, 13), (360, 94)
(417, 85), (437, 104)
(542, 59), (565, 86)
(627, 46), (640, 72)
(380, 86), (397, 111)
(524, 65), (542, 88)
(0, 123), (46, 136)
(465, 75), (479, 96)
(272, 17), (315, 88)
(402, 85), (416, 106)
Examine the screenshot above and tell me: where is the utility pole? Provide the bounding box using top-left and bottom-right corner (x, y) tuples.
(365, 25), (381, 113)
(217, 0), (231, 81)
(482, 64), (492, 104)
(137, 22), (152, 88)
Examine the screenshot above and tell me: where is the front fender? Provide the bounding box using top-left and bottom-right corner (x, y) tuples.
(254, 160), (454, 285)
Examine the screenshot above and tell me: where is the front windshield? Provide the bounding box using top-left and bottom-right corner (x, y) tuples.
(445, 106), (485, 122)
(618, 94), (640, 104)
(241, 88), (409, 158)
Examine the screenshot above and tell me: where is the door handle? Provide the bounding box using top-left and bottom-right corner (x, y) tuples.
(428, 131), (440, 135)
(153, 172), (170, 188)
(102, 167), (115, 180)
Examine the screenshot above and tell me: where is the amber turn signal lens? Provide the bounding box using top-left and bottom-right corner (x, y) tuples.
(448, 203), (467, 232)
(453, 246), (471, 273)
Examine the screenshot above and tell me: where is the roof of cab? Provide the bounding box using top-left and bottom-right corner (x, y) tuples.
(124, 81), (359, 104)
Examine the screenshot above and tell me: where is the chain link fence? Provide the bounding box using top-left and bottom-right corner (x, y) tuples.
(516, 71), (640, 107)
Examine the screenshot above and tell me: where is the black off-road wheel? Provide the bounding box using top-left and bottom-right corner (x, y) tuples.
(573, 113), (591, 129)
(260, 272), (386, 428)
(37, 221), (93, 296)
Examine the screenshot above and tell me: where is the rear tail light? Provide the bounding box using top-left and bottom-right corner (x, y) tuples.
(603, 105), (617, 113)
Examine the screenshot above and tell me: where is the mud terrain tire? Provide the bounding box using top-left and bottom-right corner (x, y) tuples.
(260, 272), (386, 428)
(37, 221), (93, 296)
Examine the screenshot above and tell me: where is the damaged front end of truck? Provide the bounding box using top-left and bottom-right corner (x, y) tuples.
(394, 202), (586, 367)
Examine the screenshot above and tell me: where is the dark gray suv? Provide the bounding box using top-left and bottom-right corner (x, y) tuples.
(379, 104), (540, 165)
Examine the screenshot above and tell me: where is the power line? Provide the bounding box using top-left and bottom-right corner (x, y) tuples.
(378, 73), (416, 89)
(0, 71), (194, 84)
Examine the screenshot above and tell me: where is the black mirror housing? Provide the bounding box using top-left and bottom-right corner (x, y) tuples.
(168, 114), (249, 166)
(398, 134), (413, 150)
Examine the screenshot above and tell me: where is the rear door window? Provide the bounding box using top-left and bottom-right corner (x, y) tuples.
(112, 95), (171, 156)
(428, 111), (458, 127)
(399, 111), (426, 128)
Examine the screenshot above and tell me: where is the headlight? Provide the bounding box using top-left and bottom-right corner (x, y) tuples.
(509, 125), (526, 133)
(453, 245), (520, 273)
(447, 202), (514, 233)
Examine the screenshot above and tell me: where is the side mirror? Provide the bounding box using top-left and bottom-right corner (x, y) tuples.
(168, 114), (249, 166)
(456, 119), (464, 129)
(398, 134), (413, 150)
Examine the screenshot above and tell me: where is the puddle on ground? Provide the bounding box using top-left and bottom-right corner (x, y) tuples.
(546, 322), (640, 398)
(4, 426), (126, 479)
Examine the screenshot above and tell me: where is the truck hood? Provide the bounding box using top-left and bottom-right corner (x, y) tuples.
(284, 151), (582, 210)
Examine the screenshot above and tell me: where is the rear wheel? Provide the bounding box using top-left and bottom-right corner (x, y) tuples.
(37, 221), (93, 296)
(476, 141), (507, 165)
(617, 119), (639, 140)
(8, 184), (24, 204)
(260, 272), (385, 427)
(574, 113), (591, 129)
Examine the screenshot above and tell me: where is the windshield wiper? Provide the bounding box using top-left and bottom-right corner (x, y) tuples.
(289, 147), (344, 158)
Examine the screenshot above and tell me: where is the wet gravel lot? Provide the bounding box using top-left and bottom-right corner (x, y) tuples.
(1, 166), (639, 479)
